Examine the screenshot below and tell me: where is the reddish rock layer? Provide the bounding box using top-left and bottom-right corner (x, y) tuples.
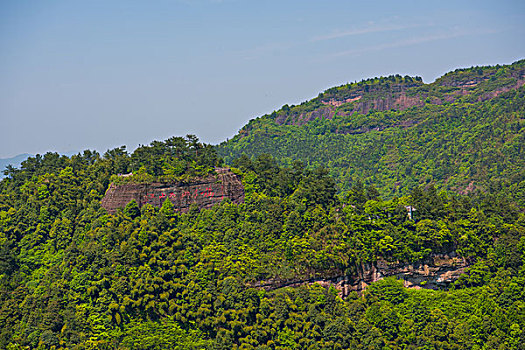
(251, 252), (469, 298)
(101, 168), (244, 214)
(270, 67), (525, 128)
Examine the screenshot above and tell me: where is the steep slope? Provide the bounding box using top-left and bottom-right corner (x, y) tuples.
(218, 60), (525, 203)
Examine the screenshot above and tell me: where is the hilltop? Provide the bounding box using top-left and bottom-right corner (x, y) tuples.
(218, 60), (525, 204)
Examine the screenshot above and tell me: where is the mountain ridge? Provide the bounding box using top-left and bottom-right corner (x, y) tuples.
(218, 59), (525, 204)
(233, 60), (524, 132)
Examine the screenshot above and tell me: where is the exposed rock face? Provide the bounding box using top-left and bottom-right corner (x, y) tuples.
(276, 107), (336, 126)
(275, 83), (423, 127)
(268, 64), (525, 128)
(319, 85), (424, 119)
(101, 168), (244, 214)
(251, 252), (469, 298)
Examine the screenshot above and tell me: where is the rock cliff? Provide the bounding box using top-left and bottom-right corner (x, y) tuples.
(267, 62), (525, 128)
(319, 82), (424, 119)
(274, 82), (423, 126)
(252, 252), (469, 298)
(101, 168), (244, 214)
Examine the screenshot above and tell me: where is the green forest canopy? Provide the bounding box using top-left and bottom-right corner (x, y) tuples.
(1, 60), (525, 349)
(1, 138), (524, 348)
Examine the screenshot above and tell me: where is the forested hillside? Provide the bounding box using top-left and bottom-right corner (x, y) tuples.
(1, 135), (525, 348)
(218, 60), (525, 205)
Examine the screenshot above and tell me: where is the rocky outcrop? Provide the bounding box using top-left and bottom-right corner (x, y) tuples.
(266, 62), (525, 129)
(275, 83), (423, 126)
(251, 252), (469, 298)
(276, 107), (336, 126)
(101, 168), (244, 214)
(320, 90), (424, 118)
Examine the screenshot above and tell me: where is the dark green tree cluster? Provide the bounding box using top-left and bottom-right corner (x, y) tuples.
(128, 135), (222, 182)
(1, 146), (525, 348)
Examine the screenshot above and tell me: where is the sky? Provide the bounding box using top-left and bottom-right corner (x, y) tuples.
(1, 0), (524, 158)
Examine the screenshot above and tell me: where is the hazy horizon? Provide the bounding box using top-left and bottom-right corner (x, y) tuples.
(2, 0), (524, 158)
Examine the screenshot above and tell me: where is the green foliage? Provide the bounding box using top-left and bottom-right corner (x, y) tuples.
(124, 200), (141, 219)
(364, 277), (408, 305)
(1, 146), (524, 349)
(106, 135), (222, 184)
(117, 317), (209, 349)
(218, 60), (525, 206)
(1, 63), (525, 348)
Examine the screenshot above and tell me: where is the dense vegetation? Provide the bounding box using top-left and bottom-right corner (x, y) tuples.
(218, 60), (525, 205)
(1, 139), (525, 348)
(1, 61), (525, 349)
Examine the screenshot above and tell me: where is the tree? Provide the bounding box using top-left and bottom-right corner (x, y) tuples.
(124, 200), (141, 219)
(364, 278), (408, 305)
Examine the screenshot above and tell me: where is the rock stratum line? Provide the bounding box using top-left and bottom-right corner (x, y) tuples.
(101, 168), (244, 214)
(251, 252), (469, 298)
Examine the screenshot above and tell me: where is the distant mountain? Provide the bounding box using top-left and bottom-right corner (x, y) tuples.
(218, 59), (525, 204)
(0, 153), (32, 177)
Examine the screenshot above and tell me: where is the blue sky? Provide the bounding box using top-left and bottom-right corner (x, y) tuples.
(1, 0), (524, 158)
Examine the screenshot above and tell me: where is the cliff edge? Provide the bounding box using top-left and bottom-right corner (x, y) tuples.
(101, 167), (244, 214)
